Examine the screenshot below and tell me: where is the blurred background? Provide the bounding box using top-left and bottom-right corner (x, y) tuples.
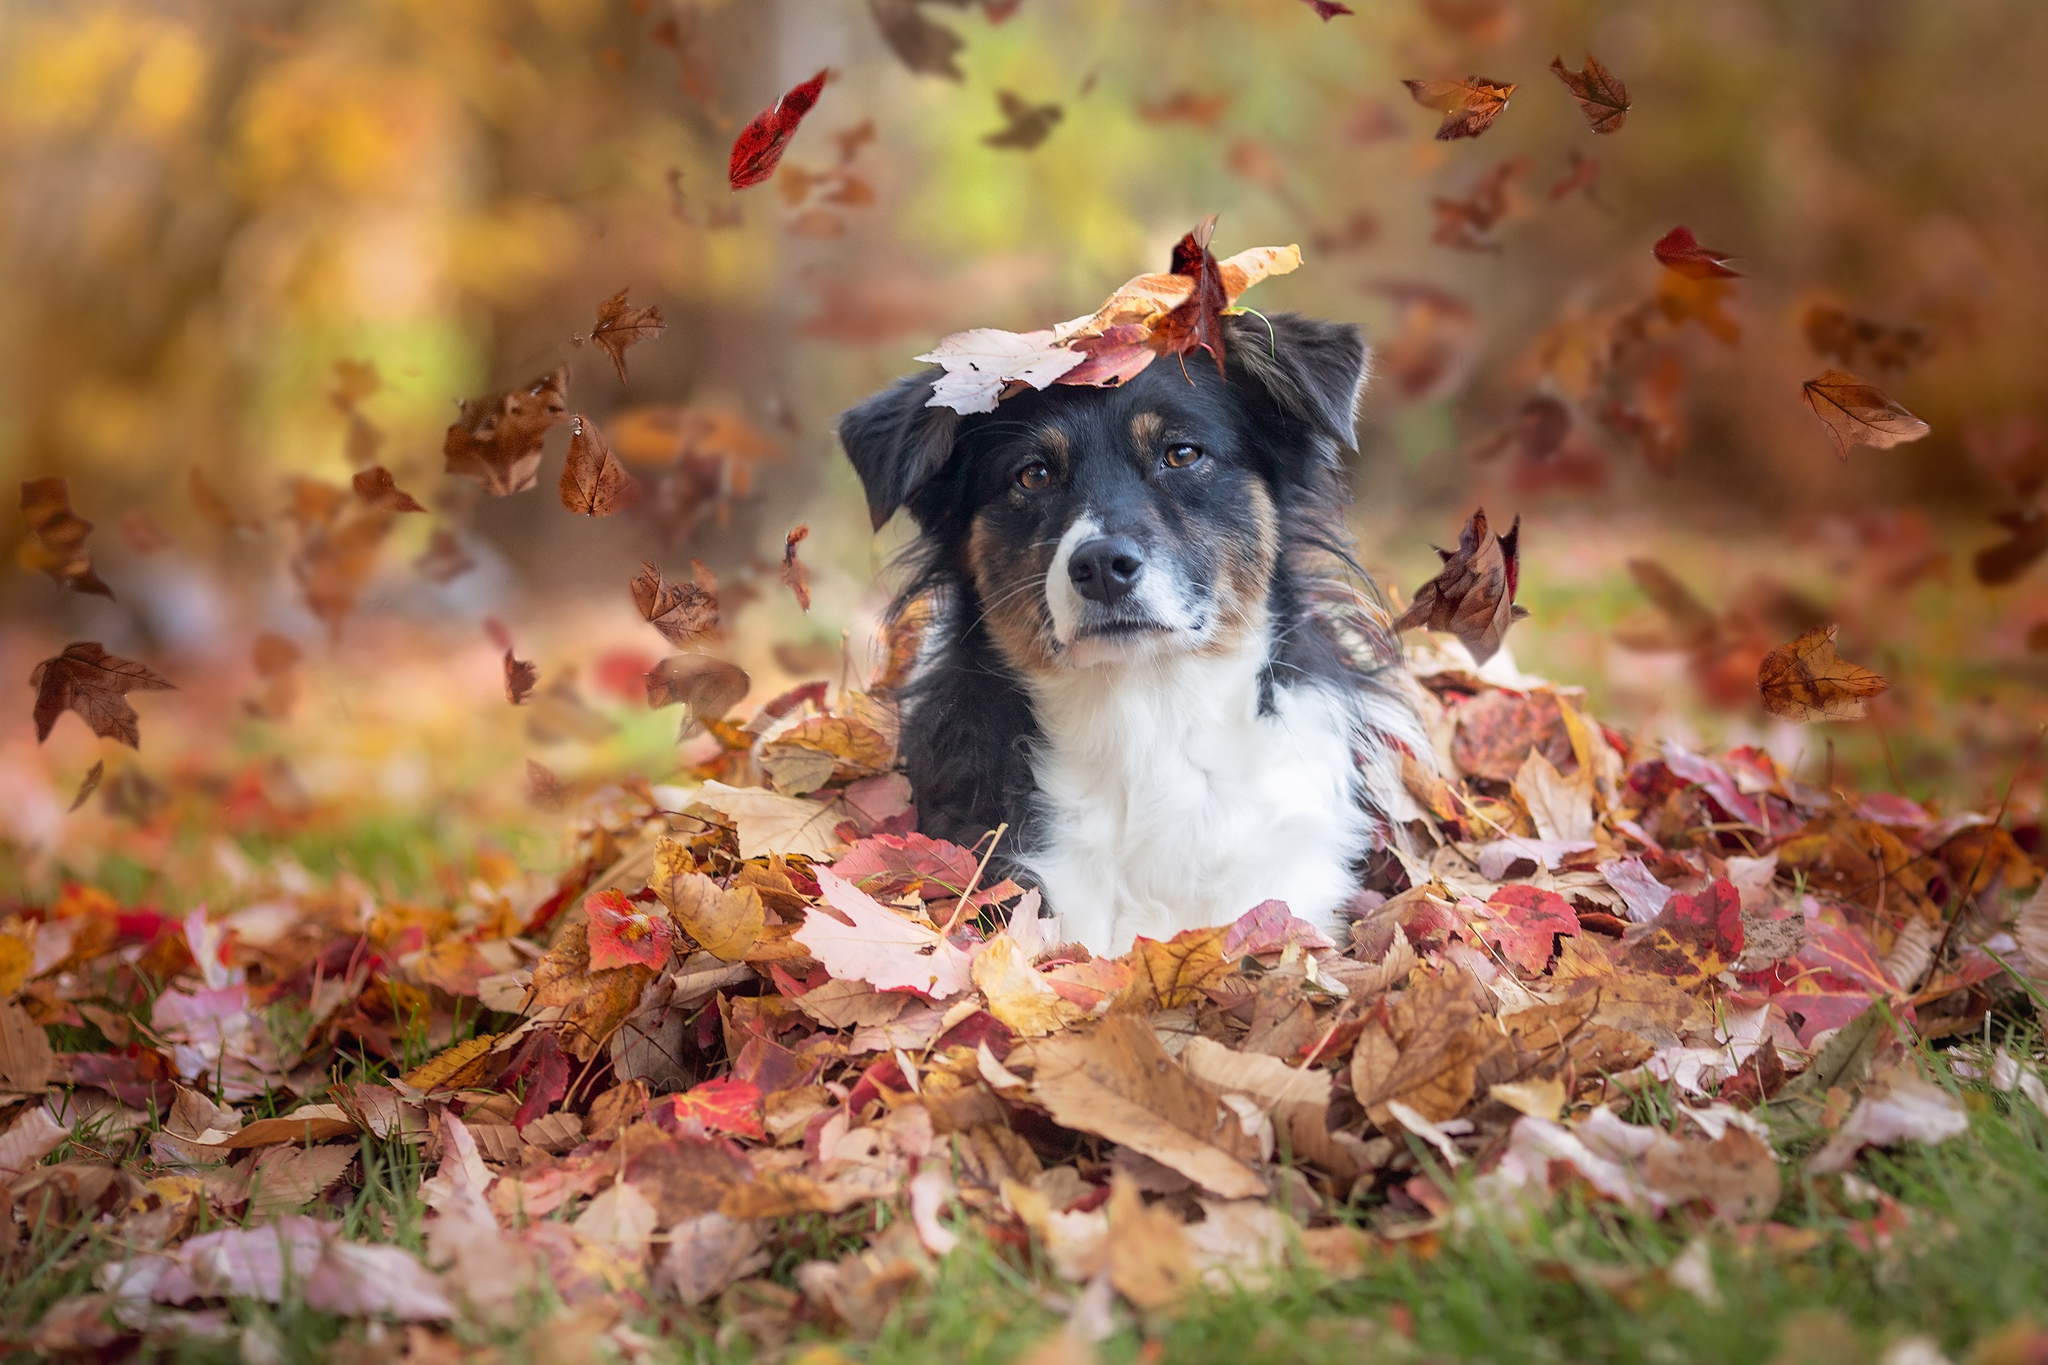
(6, 0), (2048, 900)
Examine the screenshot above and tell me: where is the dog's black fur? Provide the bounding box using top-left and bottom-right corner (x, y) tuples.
(839, 313), (1412, 871)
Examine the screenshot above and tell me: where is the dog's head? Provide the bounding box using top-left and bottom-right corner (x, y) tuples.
(840, 312), (1368, 672)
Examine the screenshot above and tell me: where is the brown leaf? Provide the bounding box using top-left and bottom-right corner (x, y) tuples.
(190, 467), (262, 536)
(632, 560), (720, 648)
(1391, 507), (1530, 666)
(1757, 625), (1889, 722)
(350, 465), (427, 513)
(443, 367), (570, 495)
(401, 1033), (501, 1092)
(1151, 214), (1230, 379)
(1548, 54), (1630, 133)
(68, 761), (104, 813)
(1429, 159), (1525, 250)
(1106, 1175), (1197, 1310)
(503, 648), (538, 706)
(328, 358), (380, 412)
(1800, 369), (1930, 461)
(659, 871), (766, 962)
(559, 415), (640, 516)
(583, 288), (666, 384)
(290, 490), (393, 637)
(1137, 90), (1230, 127)
(527, 759), (569, 812)
(414, 528), (475, 584)
(1466, 396), (1571, 465)
(0, 1000), (56, 1093)
(531, 920), (659, 1061)
(1349, 968), (1504, 1126)
(30, 643), (176, 748)
(782, 524), (813, 611)
(1370, 282), (1479, 401)
(1121, 926), (1231, 1009)
(1028, 1016), (1268, 1198)
(20, 479), (114, 598)
(646, 655), (751, 727)
(1643, 1129), (1780, 1223)
(1403, 76), (1516, 140)
(1802, 301), (1934, 374)
(868, 0), (966, 80)
(1975, 511), (2048, 586)
(983, 90), (1063, 149)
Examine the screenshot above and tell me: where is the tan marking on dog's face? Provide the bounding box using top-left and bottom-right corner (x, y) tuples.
(968, 510), (1061, 673)
(1197, 477), (1279, 657)
(1128, 412), (1164, 450)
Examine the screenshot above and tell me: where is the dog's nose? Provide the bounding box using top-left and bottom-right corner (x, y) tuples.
(1068, 536), (1145, 606)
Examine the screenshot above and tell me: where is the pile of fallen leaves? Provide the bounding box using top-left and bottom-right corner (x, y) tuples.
(8, 625), (2047, 1358)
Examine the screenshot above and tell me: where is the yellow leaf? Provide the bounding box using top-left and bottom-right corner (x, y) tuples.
(400, 1032), (500, 1093)
(661, 873), (765, 961)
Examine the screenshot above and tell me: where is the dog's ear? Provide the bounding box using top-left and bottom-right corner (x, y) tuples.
(837, 372), (962, 531)
(1227, 312), (1369, 449)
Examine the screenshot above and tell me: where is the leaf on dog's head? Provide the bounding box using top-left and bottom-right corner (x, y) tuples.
(560, 416), (639, 516)
(1153, 214), (1230, 379)
(916, 328), (1086, 414)
(983, 90), (1063, 149)
(633, 560), (721, 648)
(782, 525), (813, 611)
(350, 466), (427, 513)
(1403, 76), (1516, 140)
(1391, 507), (1530, 666)
(30, 642), (176, 748)
(647, 654), (750, 727)
(1653, 226), (1740, 280)
(1757, 625), (1889, 722)
(443, 367), (569, 496)
(1549, 54), (1630, 133)
(730, 70), (828, 190)
(20, 479), (115, 599)
(582, 288), (665, 384)
(1800, 370), (1929, 461)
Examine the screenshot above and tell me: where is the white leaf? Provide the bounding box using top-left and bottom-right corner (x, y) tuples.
(795, 868), (977, 1000)
(916, 327), (1087, 414)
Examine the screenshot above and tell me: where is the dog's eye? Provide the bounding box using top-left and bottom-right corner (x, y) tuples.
(1163, 443), (1204, 469)
(1017, 460), (1052, 491)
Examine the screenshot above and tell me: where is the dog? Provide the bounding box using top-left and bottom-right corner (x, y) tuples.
(838, 312), (1427, 955)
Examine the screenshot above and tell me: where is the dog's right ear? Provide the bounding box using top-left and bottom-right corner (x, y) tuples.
(837, 373), (962, 531)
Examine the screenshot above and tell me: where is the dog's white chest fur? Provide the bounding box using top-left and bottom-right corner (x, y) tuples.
(1018, 639), (1371, 955)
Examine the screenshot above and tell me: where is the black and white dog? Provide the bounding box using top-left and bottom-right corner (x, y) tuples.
(838, 313), (1426, 954)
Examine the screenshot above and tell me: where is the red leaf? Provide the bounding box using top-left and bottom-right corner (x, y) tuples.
(1614, 878), (1745, 987)
(1653, 226), (1741, 280)
(782, 524), (812, 611)
(1297, 0), (1355, 17)
(729, 70), (828, 190)
(666, 1076), (765, 1140)
(1223, 900), (1338, 957)
(585, 888), (675, 971)
(834, 832), (983, 899)
(1473, 884), (1579, 974)
(1153, 214), (1229, 379)
(509, 1031), (569, 1131)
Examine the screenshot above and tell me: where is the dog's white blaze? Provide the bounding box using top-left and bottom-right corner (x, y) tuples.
(1020, 632), (1388, 955)
(1044, 514), (1206, 666)
(1042, 514), (1100, 648)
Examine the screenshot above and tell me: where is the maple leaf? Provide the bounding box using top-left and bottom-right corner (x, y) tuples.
(835, 832), (983, 900)
(68, 760), (104, 813)
(1614, 878), (1744, 988)
(868, 0), (966, 80)
(585, 888), (675, 971)
(730, 70), (828, 189)
(1653, 226), (1741, 280)
(1549, 54), (1630, 133)
(1297, 0), (1355, 16)
(443, 367), (569, 496)
(30, 643), (176, 748)
(795, 867), (976, 999)
(20, 479), (114, 598)
(485, 622), (537, 705)
(658, 871), (765, 962)
(1974, 510), (2048, 586)
(1470, 885), (1580, 974)
(1800, 369), (1930, 461)
(1757, 625), (1889, 722)
(1148, 214), (1233, 380)
(782, 524), (813, 611)
(507, 1032), (569, 1130)
(1430, 159), (1525, 250)
(695, 781), (843, 859)
(1403, 76), (1516, 140)
(1391, 507), (1530, 666)
(349, 466), (427, 513)
(971, 935), (1081, 1037)
(1350, 969), (1505, 1126)
(983, 90), (1062, 149)
(414, 528), (475, 584)
(646, 654), (750, 728)
(581, 288), (666, 383)
(915, 328), (1087, 414)
(668, 1077), (766, 1141)
(632, 560), (720, 647)
(559, 415), (640, 516)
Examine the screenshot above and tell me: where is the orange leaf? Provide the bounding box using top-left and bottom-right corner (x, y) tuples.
(1757, 625), (1889, 722)
(1800, 369), (1930, 461)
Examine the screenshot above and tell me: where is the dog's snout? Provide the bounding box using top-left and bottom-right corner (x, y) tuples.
(1068, 535), (1145, 606)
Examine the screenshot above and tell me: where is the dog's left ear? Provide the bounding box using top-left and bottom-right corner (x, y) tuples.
(1226, 312), (1369, 450)
(837, 371), (963, 531)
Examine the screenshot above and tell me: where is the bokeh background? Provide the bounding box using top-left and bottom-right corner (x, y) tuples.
(6, 0), (2048, 900)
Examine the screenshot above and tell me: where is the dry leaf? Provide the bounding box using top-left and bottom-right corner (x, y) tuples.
(1800, 370), (1930, 461)
(1391, 507), (1530, 665)
(1549, 54), (1630, 133)
(583, 288), (666, 383)
(560, 416), (639, 515)
(415, 528), (475, 584)
(984, 90), (1063, 149)
(730, 70), (828, 189)
(1403, 76), (1516, 140)
(783, 524), (813, 610)
(646, 654), (749, 728)
(1757, 625), (1890, 722)
(795, 867), (975, 998)
(632, 560), (720, 647)
(1350, 969), (1502, 1126)
(0, 1000), (57, 1093)
(1653, 227), (1740, 280)
(350, 466), (427, 513)
(1105, 1175), (1197, 1310)
(30, 643), (176, 748)
(69, 761), (105, 813)
(660, 872), (766, 961)
(443, 367), (570, 496)
(20, 479), (114, 598)
(973, 935), (1083, 1037)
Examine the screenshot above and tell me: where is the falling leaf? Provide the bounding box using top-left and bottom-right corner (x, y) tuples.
(582, 288), (666, 383)
(1391, 507), (1531, 666)
(559, 415), (640, 516)
(915, 328), (1088, 415)
(1029, 1016), (1267, 1199)
(19, 479), (114, 598)
(783, 524), (813, 611)
(415, 528), (475, 584)
(69, 760), (104, 812)
(1802, 302), (1934, 374)
(585, 888), (675, 971)
(730, 69), (829, 189)
(1296, 0), (1355, 16)
(190, 467), (263, 536)
(1467, 396), (1572, 464)
(1403, 76), (1517, 140)
(1549, 151), (1602, 202)
(350, 466), (427, 513)
(1549, 54), (1630, 133)
(633, 560), (721, 647)
(868, 0), (966, 80)
(646, 654), (750, 727)
(30, 643), (176, 748)
(443, 367), (570, 496)
(527, 758), (569, 812)
(1430, 159), (1525, 250)
(1799, 370), (1930, 461)
(1613, 878), (1744, 988)
(658, 871), (765, 961)
(1653, 226), (1740, 280)
(1974, 511), (2048, 586)
(1371, 282), (1480, 401)
(1137, 90), (1230, 126)
(796, 867), (976, 998)
(1757, 625), (1889, 722)
(983, 90), (1063, 149)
